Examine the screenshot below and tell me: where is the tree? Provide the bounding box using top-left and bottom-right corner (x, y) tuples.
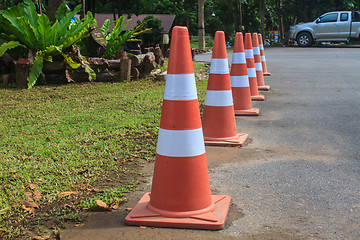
(198, 0), (205, 50)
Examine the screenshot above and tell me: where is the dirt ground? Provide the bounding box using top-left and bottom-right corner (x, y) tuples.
(61, 148), (307, 240)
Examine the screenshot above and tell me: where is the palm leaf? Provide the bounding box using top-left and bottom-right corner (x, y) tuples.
(27, 52), (44, 89)
(0, 41), (26, 56)
(36, 14), (52, 49)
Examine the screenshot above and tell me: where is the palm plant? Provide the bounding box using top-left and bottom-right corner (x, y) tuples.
(0, 0), (96, 88)
(100, 16), (151, 59)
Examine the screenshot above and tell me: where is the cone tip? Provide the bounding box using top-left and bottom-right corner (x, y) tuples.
(212, 31), (227, 59)
(233, 32), (244, 53)
(172, 26), (189, 37)
(244, 33), (252, 49)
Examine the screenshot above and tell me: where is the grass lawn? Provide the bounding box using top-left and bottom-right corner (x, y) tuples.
(0, 61), (209, 239)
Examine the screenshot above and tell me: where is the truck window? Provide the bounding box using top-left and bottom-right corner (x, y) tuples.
(340, 13), (348, 21)
(318, 13), (338, 23)
(352, 12), (360, 22)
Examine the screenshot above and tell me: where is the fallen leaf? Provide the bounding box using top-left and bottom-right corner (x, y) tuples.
(74, 222), (83, 227)
(80, 185), (86, 190)
(143, 133), (150, 137)
(96, 200), (108, 209)
(72, 199), (79, 205)
(70, 186), (77, 192)
(33, 190), (42, 201)
(33, 195), (42, 201)
(32, 236), (50, 240)
(12, 203), (19, 208)
(20, 200), (38, 208)
(36, 178), (43, 182)
(24, 192), (33, 196)
(9, 170), (17, 173)
(139, 226), (147, 229)
(0, 207), (11, 215)
(27, 197), (34, 202)
(109, 198), (120, 210)
(130, 154), (140, 158)
(88, 188), (104, 193)
(59, 191), (74, 197)
(29, 184), (37, 190)
(21, 185), (25, 190)
(125, 208), (132, 211)
(29, 208), (36, 215)
(106, 178), (112, 182)
(21, 205), (32, 211)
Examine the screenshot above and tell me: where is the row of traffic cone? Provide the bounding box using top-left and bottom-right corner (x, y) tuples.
(125, 27), (271, 230)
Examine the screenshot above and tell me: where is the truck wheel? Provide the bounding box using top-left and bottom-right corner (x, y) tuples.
(296, 32), (313, 47)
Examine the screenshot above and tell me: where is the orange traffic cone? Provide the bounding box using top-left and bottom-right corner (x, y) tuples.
(125, 26), (231, 230)
(258, 33), (271, 76)
(230, 32), (260, 116)
(202, 31), (248, 146)
(252, 33), (270, 91)
(244, 33), (265, 101)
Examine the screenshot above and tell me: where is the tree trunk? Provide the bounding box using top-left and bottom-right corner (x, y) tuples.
(198, 0), (205, 51)
(239, 2), (243, 32)
(279, 0), (284, 42)
(233, 0), (240, 32)
(46, 0), (65, 23)
(259, 0), (265, 39)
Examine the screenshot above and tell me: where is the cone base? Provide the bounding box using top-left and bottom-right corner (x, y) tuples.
(125, 192), (231, 230)
(204, 133), (248, 147)
(263, 72), (271, 76)
(251, 95), (265, 101)
(258, 85), (270, 91)
(234, 108), (260, 116)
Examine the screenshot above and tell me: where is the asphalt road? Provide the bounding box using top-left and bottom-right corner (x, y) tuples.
(204, 47), (360, 239)
(63, 47), (360, 240)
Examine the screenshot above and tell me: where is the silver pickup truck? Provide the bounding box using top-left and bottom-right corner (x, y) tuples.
(288, 11), (360, 46)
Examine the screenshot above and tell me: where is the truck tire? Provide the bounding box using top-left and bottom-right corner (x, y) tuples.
(296, 32), (313, 47)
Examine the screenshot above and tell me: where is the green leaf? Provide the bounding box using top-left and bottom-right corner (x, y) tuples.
(27, 52), (44, 89)
(36, 14), (52, 49)
(21, 0), (39, 29)
(63, 54), (81, 69)
(100, 19), (111, 37)
(0, 41), (26, 57)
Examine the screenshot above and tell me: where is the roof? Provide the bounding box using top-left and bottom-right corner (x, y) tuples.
(90, 14), (176, 34)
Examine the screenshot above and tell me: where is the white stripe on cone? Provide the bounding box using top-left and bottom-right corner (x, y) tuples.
(231, 52), (246, 64)
(247, 68), (256, 78)
(209, 59), (229, 74)
(245, 49), (254, 58)
(261, 56), (266, 62)
(259, 44), (264, 50)
(230, 75), (250, 87)
(255, 63), (263, 71)
(204, 90), (233, 107)
(253, 47), (260, 55)
(164, 74), (198, 101)
(156, 128), (206, 157)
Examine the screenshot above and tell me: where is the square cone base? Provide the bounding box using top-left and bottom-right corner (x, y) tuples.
(251, 95), (265, 101)
(234, 108), (260, 116)
(204, 133), (248, 147)
(263, 72), (271, 76)
(125, 192), (231, 230)
(258, 85), (270, 91)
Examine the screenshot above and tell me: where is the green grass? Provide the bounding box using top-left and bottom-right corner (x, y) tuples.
(0, 61), (209, 239)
